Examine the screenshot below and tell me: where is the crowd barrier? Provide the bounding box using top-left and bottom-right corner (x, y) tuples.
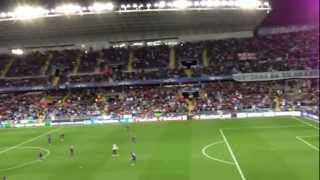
(0, 111), (317, 129)
(301, 112), (319, 122)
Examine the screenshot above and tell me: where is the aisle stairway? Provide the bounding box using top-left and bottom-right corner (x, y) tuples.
(72, 55), (82, 74)
(1, 58), (14, 78)
(40, 54), (52, 75)
(128, 50), (134, 72)
(169, 47), (176, 70)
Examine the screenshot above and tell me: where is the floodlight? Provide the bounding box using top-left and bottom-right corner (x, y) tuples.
(212, 0), (221, 7)
(89, 2), (114, 12)
(227, 0), (236, 6)
(11, 49), (24, 55)
(173, 0), (192, 9)
(0, 12), (7, 18)
(55, 4), (82, 14)
(159, 1), (166, 8)
(221, 0), (228, 6)
(81, 7), (89, 11)
(263, 2), (270, 7)
(133, 3), (138, 8)
(167, 2), (174, 7)
(193, 1), (200, 6)
(12, 6), (48, 20)
(154, 3), (159, 7)
(126, 4), (132, 8)
(206, 0), (214, 6)
(236, 0), (260, 9)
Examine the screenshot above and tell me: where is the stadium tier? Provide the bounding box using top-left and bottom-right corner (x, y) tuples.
(0, 29), (319, 88)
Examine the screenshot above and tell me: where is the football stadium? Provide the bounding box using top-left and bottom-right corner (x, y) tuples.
(0, 0), (319, 180)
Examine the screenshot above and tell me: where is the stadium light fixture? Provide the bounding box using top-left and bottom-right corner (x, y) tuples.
(226, 0), (235, 6)
(167, 2), (174, 7)
(222, 0), (229, 6)
(55, 4), (82, 14)
(82, 7), (89, 12)
(0, 12), (7, 18)
(159, 1), (166, 8)
(12, 6), (48, 20)
(89, 2), (114, 12)
(11, 49), (24, 55)
(173, 0), (192, 9)
(206, 0), (215, 7)
(120, 4), (127, 10)
(0, 12), (6, 18)
(193, 1), (200, 7)
(126, 4), (132, 9)
(146, 3), (152, 9)
(236, 0), (261, 9)
(133, 3), (138, 8)
(199, 1), (206, 6)
(212, 0), (221, 7)
(154, 3), (160, 8)
(0, 0), (270, 21)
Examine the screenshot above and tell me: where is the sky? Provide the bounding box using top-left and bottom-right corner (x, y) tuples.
(0, 0), (318, 25)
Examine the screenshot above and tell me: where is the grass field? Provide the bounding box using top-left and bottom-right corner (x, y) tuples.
(0, 116), (319, 180)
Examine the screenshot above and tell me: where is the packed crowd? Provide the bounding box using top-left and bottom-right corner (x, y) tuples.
(6, 52), (47, 77)
(0, 29), (318, 88)
(0, 79), (318, 122)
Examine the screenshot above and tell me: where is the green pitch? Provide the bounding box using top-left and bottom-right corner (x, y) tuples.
(0, 117), (319, 180)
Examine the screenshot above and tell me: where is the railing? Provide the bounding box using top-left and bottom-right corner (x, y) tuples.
(0, 75), (232, 93)
(233, 70), (319, 82)
(0, 70), (319, 93)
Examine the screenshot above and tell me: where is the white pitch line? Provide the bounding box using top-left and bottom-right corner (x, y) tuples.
(296, 136), (319, 151)
(0, 128), (60, 155)
(201, 141), (235, 165)
(0, 146), (51, 172)
(219, 129), (246, 180)
(292, 117), (319, 130)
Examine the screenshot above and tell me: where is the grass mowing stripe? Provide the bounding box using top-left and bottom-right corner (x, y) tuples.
(219, 129), (246, 180)
(292, 117), (319, 130)
(296, 136), (319, 151)
(0, 128), (60, 155)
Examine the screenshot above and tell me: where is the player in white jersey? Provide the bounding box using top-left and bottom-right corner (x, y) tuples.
(112, 144), (119, 157)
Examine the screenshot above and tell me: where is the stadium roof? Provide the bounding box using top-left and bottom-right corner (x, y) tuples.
(0, 1), (270, 48)
(3, 0), (318, 48)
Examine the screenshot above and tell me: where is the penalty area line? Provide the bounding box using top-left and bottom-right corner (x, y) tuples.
(292, 117), (319, 130)
(219, 129), (246, 180)
(0, 146), (51, 172)
(0, 128), (60, 155)
(296, 136), (319, 152)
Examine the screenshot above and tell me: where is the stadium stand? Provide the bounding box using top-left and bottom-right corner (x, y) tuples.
(0, 79), (318, 122)
(0, 29), (318, 87)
